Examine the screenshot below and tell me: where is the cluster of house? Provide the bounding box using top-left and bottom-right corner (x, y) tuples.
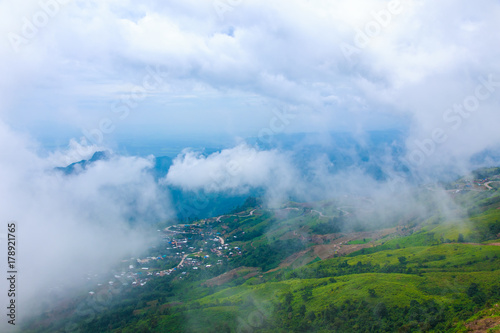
(453, 177), (492, 191)
(211, 244), (242, 257)
(474, 178), (490, 186)
(86, 220), (248, 297)
(126, 225), (245, 284)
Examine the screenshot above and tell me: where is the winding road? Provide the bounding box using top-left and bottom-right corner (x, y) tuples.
(484, 181), (500, 190)
(239, 209), (256, 217)
(215, 209), (256, 222)
(311, 207), (350, 218)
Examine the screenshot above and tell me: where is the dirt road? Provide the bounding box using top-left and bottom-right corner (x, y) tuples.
(484, 181), (500, 190)
(177, 254), (188, 268)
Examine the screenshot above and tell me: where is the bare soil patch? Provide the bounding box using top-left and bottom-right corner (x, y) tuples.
(203, 267), (260, 287)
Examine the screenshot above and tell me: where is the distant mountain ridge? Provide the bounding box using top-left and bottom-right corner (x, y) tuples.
(55, 150), (110, 175)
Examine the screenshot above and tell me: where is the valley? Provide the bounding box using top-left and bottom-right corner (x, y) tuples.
(24, 168), (500, 333)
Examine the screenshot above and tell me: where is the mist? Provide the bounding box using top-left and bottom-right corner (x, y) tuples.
(0, 121), (172, 330)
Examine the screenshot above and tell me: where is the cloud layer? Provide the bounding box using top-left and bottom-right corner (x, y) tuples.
(1, 0), (499, 167)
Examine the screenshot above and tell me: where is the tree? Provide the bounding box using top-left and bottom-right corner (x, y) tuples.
(299, 304), (306, 317)
(284, 292), (293, 308)
(373, 302), (388, 319)
(302, 287), (312, 301)
(458, 234), (465, 243)
(467, 283), (486, 304)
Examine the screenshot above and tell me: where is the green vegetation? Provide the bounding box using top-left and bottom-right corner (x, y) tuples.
(24, 170), (500, 332)
(231, 239), (307, 271)
(347, 238), (372, 245)
(311, 217), (344, 234)
(472, 167), (500, 180)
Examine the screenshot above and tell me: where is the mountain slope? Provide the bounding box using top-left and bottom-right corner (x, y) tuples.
(24, 168), (500, 333)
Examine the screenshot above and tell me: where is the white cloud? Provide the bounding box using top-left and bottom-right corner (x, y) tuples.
(44, 137), (104, 166)
(1, 0), (499, 158)
(0, 0), (498, 208)
(164, 144), (300, 200)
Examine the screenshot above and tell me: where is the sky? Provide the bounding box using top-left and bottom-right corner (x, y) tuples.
(0, 0), (500, 329)
(1, 0), (498, 157)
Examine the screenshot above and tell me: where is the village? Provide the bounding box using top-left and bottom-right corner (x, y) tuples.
(86, 216), (245, 296)
(450, 174), (500, 192)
